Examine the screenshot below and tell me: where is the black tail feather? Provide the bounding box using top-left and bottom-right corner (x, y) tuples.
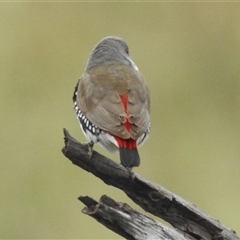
(119, 147), (140, 167)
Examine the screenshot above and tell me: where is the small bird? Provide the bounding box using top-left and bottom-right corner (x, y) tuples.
(73, 36), (150, 169)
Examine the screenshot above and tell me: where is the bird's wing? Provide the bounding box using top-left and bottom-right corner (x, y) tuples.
(76, 63), (150, 140)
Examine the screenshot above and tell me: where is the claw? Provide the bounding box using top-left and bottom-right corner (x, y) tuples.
(126, 167), (136, 179)
(83, 140), (94, 159)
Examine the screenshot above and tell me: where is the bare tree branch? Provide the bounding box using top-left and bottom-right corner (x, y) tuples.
(79, 195), (195, 240)
(62, 128), (239, 240)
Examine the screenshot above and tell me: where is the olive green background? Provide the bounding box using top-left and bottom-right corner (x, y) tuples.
(1, 2), (240, 239)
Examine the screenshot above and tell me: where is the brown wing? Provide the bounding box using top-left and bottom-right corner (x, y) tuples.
(77, 62), (150, 140)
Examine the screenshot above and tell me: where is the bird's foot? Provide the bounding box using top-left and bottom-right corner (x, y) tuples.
(126, 167), (136, 179)
(83, 140), (94, 159)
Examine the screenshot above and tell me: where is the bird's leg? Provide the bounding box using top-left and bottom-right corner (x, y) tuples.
(83, 140), (94, 159)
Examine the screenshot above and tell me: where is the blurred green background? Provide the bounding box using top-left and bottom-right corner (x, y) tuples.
(1, 2), (240, 239)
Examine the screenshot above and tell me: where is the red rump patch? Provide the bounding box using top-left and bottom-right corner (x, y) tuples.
(120, 94), (130, 131)
(114, 135), (137, 149)
(114, 93), (135, 149)
(120, 94), (128, 111)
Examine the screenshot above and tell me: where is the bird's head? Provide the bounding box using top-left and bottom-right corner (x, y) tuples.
(86, 36), (138, 71)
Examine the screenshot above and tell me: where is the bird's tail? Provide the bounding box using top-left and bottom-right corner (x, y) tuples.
(113, 136), (140, 167)
(119, 147), (140, 167)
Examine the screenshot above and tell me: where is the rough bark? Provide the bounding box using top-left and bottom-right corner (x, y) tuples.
(79, 195), (195, 240)
(62, 128), (239, 240)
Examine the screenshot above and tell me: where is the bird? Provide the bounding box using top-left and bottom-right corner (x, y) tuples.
(73, 36), (150, 169)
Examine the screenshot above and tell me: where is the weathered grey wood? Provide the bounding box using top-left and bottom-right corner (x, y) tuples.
(62, 128), (239, 240)
(79, 195), (195, 240)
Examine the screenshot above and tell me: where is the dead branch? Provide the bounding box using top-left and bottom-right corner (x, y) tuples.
(79, 195), (195, 240)
(62, 128), (239, 240)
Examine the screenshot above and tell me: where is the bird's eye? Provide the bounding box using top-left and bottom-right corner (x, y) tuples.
(126, 48), (129, 54)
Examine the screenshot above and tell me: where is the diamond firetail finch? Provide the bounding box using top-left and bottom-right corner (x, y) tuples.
(73, 36), (150, 168)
